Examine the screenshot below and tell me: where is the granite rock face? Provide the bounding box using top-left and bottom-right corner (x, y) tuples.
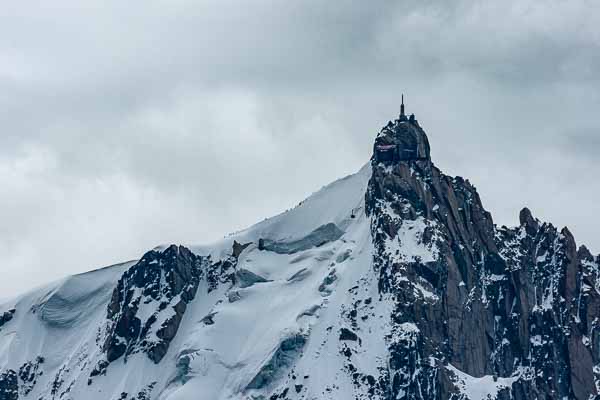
(0, 370), (19, 400)
(374, 117), (431, 162)
(0, 370), (18, 400)
(0, 309), (15, 330)
(0, 357), (45, 400)
(364, 116), (600, 399)
(102, 245), (225, 365)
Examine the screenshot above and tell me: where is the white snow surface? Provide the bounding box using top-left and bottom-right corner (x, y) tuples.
(0, 164), (376, 400)
(186, 163), (372, 259)
(447, 364), (522, 400)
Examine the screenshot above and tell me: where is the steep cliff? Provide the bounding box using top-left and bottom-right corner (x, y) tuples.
(365, 115), (600, 399)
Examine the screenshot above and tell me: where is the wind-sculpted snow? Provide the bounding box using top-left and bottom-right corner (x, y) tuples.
(259, 223), (345, 254)
(0, 163), (374, 400)
(0, 113), (598, 400)
(37, 274), (116, 328)
(234, 269), (271, 288)
(245, 333), (307, 390)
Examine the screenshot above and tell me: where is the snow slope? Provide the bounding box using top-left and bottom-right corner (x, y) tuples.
(1, 163), (394, 400)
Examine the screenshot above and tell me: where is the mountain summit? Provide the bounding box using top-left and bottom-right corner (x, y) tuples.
(1, 108), (599, 400)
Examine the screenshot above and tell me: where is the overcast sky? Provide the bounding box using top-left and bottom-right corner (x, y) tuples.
(1, 0), (599, 297)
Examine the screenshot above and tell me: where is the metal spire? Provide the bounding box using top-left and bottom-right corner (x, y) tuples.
(400, 94), (405, 117)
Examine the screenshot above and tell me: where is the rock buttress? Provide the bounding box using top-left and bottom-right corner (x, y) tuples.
(102, 245), (207, 364)
(365, 117), (600, 399)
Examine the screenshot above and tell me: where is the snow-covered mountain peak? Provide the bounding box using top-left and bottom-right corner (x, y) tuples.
(1, 113), (599, 400)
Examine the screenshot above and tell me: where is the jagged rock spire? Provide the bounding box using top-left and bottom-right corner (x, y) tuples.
(374, 105), (431, 163)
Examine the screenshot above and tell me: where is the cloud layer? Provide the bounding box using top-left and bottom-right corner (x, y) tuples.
(1, 0), (599, 296)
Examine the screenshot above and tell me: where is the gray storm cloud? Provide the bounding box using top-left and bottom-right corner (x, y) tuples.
(1, 0), (599, 297)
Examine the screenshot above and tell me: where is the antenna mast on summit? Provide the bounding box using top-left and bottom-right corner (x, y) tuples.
(400, 94), (405, 117)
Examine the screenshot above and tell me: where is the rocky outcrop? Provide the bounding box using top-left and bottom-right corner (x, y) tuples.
(0, 357), (45, 399)
(364, 115), (600, 399)
(493, 210), (600, 400)
(232, 240), (251, 258)
(0, 309), (15, 330)
(102, 245), (208, 364)
(0, 370), (18, 400)
(18, 357), (44, 396)
(374, 117), (431, 162)
(100, 241), (242, 373)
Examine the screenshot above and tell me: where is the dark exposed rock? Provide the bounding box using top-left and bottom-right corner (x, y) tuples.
(519, 207), (539, 235)
(101, 243), (239, 370)
(0, 309), (15, 330)
(171, 353), (192, 387)
(89, 360), (109, 378)
(0, 370), (18, 400)
(200, 312), (216, 325)
(339, 328), (358, 341)
(364, 113), (600, 399)
(318, 269), (338, 295)
(133, 382), (156, 400)
(103, 245), (209, 364)
(232, 240), (252, 258)
(373, 117), (431, 162)
(206, 257), (237, 293)
(52, 365), (68, 394)
(259, 223), (344, 254)
(18, 356), (44, 395)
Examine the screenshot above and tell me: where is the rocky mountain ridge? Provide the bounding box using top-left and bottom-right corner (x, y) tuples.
(367, 115), (600, 399)
(0, 111), (598, 400)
